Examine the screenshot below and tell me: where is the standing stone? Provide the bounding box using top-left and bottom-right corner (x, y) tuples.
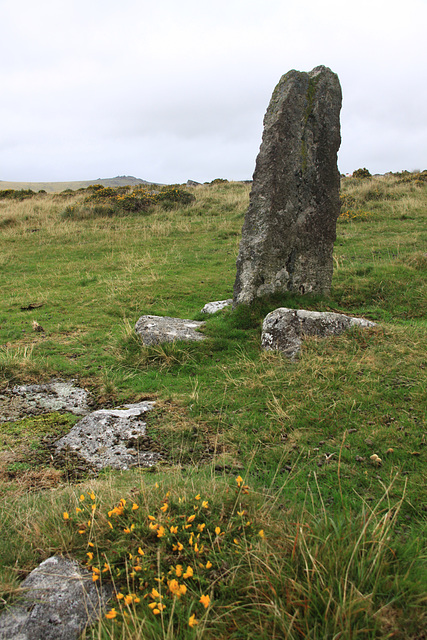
(233, 66), (342, 306)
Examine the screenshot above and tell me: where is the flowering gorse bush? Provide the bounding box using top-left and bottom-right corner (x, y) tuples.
(62, 476), (264, 634)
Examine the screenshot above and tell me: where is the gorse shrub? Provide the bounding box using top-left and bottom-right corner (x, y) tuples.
(157, 187), (195, 211)
(352, 167), (372, 179)
(61, 476), (260, 634)
(0, 189), (37, 201)
(59, 185), (196, 219)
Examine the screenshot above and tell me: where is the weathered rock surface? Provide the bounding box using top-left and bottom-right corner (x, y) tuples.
(54, 402), (161, 471)
(135, 315), (205, 345)
(0, 555), (113, 640)
(261, 308), (376, 359)
(233, 66), (342, 306)
(201, 299), (232, 314)
(0, 380), (91, 423)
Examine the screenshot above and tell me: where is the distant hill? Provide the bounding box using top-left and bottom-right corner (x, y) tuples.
(0, 176), (159, 193)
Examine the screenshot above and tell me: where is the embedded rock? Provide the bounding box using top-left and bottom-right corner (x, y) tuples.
(54, 402), (160, 471)
(0, 380), (91, 422)
(135, 315), (205, 345)
(234, 66), (342, 305)
(0, 555), (113, 640)
(201, 299), (232, 314)
(261, 308), (376, 359)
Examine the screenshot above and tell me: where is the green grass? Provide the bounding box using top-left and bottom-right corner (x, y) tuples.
(0, 176), (426, 638)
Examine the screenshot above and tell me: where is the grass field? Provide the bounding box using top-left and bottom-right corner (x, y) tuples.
(0, 174), (426, 638)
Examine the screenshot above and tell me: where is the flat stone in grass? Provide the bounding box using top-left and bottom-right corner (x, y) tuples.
(54, 401), (160, 471)
(201, 299), (232, 314)
(261, 308), (376, 359)
(0, 380), (91, 422)
(134, 314), (205, 345)
(0, 556), (113, 640)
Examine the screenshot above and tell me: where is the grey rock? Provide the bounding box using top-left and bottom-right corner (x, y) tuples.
(134, 315), (205, 345)
(201, 299), (232, 314)
(54, 401), (160, 471)
(234, 66), (342, 306)
(261, 308), (376, 359)
(186, 179), (201, 187)
(8, 380), (91, 418)
(0, 555), (113, 640)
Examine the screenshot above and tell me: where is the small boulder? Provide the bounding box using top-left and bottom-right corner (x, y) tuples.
(54, 401), (160, 471)
(134, 315), (205, 345)
(201, 299), (232, 314)
(0, 555), (113, 640)
(261, 308), (376, 359)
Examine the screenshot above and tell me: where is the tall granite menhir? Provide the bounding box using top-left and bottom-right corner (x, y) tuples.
(233, 66), (342, 305)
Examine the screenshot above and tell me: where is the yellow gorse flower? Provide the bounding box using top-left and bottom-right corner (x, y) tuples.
(189, 614), (198, 627)
(183, 566), (193, 579)
(199, 594), (210, 608)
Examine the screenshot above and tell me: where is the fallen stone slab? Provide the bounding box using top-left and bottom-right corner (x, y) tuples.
(135, 315), (205, 345)
(261, 308), (376, 359)
(54, 401), (161, 471)
(0, 380), (91, 423)
(0, 555), (113, 640)
(201, 299), (232, 314)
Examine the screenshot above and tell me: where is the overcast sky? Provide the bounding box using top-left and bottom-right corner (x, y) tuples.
(1, 0), (426, 183)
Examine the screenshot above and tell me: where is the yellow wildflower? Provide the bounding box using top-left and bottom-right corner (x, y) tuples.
(116, 593), (124, 600)
(189, 614), (198, 627)
(157, 526), (165, 538)
(202, 501), (209, 509)
(75, 507), (82, 514)
(63, 512), (69, 520)
(199, 594), (210, 608)
(79, 494), (85, 501)
(187, 514), (196, 523)
(138, 547), (145, 555)
(105, 608), (117, 619)
(92, 573), (100, 582)
(195, 494), (201, 500)
(90, 492), (96, 500)
(170, 525), (178, 534)
(258, 529), (265, 539)
(160, 503), (168, 512)
(197, 523), (206, 532)
(132, 503), (139, 510)
(124, 595), (133, 605)
(86, 552), (94, 561)
(175, 565), (183, 577)
(151, 588), (161, 599)
(215, 526), (221, 535)
(206, 561), (212, 569)
(183, 566), (193, 579)
(236, 475), (243, 487)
